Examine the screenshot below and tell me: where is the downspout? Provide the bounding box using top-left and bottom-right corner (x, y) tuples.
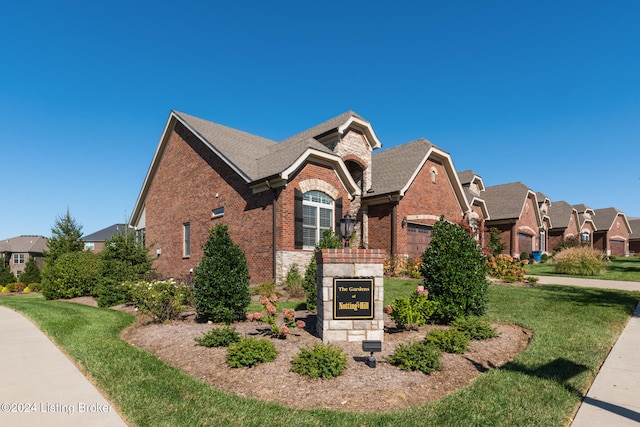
(266, 180), (278, 282)
(391, 201), (398, 258)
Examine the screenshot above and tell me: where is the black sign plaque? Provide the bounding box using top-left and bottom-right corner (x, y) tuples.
(333, 278), (374, 320)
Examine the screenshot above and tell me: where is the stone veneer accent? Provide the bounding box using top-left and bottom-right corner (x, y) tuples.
(275, 250), (314, 284)
(315, 248), (385, 343)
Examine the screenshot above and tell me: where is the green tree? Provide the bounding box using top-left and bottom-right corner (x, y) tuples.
(488, 227), (507, 257)
(41, 251), (100, 300)
(420, 217), (489, 322)
(95, 231), (155, 307)
(44, 210), (84, 266)
(193, 224), (251, 323)
(0, 256), (16, 286)
(303, 230), (343, 310)
(18, 258), (41, 284)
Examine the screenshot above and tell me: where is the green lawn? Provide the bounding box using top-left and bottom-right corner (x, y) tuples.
(1, 284), (638, 426)
(525, 256), (640, 281)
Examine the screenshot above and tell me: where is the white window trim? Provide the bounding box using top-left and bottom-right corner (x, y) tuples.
(302, 191), (334, 250)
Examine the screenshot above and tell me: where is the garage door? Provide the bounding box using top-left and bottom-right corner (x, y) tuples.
(518, 232), (533, 255)
(407, 223), (432, 259)
(610, 239), (625, 256)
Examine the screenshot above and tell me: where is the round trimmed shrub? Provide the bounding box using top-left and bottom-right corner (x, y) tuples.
(42, 251), (100, 300)
(291, 343), (348, 379)
(451, 316), (499, 340)
(425, 329), (470, 354)
(195, 326), (241, 347)
(226, 337), (277, 368)
(386, 341), (442, 374)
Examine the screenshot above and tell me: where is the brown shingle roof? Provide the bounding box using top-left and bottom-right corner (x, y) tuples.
(0, 235), (48, 254)
(592, 207), (624, 231)
(367, 138), (435, 196)
(175, 111), (277, 181)
(629, 218), (640, 240)
(483, 182), (533, 220)
(280, 111), (367, 145)
(548, 201), (575, 229)
(457, 170), (476, 185)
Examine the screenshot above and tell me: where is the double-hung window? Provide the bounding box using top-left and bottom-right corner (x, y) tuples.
(302, 191), (334, 249)
(13, 253), (25, 264)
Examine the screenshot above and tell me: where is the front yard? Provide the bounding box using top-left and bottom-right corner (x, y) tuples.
(1, 281), (638, 426)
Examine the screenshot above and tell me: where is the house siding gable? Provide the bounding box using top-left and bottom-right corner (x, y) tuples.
(145, 122), (274, 283)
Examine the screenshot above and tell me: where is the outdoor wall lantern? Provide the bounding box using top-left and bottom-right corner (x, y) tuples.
(339, 213), (355, 248)
(362, 340), (382, 368)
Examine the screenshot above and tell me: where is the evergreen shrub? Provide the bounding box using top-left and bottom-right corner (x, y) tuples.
(226, 337), (277, 368)
(425, 329), (470, 354)
(451, 316), (499, 340)
(194, 225), (251, 324)
(42, 251), (100, 300)
(95, 232), (154, 307)
(420, 217), (489, 322)
(194, 326), (241, 347)
(284, 263), (305, 298)
(291, 343), (348, 379)
(303, 230), (342, 310)
(386, 341), (442, 374)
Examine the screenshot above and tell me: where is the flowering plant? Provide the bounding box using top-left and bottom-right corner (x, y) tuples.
(385, 286), (438, 330)
(246, 294), (306, 339)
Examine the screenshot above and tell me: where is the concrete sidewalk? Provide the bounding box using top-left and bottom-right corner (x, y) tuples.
(0, 306), (128, 427)
(534, 275), (640, 426)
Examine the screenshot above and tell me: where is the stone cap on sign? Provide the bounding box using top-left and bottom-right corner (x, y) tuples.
(316, 249), (386, 265)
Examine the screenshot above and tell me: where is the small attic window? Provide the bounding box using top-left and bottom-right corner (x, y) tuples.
(212, 207), (225, 219)
(430, 167), (438, 183)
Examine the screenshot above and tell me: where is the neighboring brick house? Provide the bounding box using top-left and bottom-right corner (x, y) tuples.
(535, 192), (552, 253)
(628, 218), (640, 254)
(592, 207), (631, 256)
(365, 139), (472, 261)
(482, 182), (543, 258)
(547, 201), (581, 251)
(130, 110), (475, 283)
(0, 235), (48, 279)
(573, 204), (597, 247)
(81, 224), (136, 252)
(458, 170), (490, 248)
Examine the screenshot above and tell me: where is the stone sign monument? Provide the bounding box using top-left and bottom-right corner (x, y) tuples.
(315, 249), (385, 343)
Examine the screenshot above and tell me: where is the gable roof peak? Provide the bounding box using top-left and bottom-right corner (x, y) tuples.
(280, 110), (382, 150)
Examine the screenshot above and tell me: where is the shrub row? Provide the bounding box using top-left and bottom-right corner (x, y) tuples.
(386, 316), (499, 373)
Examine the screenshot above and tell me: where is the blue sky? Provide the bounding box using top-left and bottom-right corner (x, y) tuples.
(1, 1), (638, 239)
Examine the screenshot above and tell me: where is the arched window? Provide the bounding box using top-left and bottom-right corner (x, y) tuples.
(581, 231), (591, 244)
(302, 191), (334, 249)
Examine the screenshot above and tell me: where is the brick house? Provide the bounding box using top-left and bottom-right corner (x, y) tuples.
(592, 207), (631, 256)
(458, 170), (490, 248)
(573, 204), (597, 247)
(365, 138), (472, 261)
(535, 192), (552, 253)
(81, 224), (136, 252)
(628, 218), (640, 254)
(547, 201), (581, 251)
(482, 182), (543, 258)
(0, 235), (48, 279)
(130, 110), (475, 283)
